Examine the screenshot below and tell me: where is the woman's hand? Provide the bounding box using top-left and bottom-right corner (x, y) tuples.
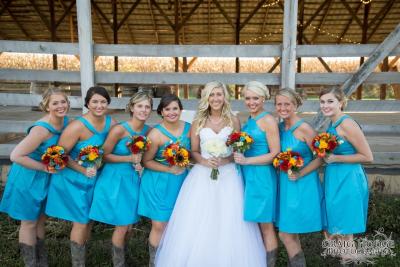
(85, 166), (97, 177)
(131, 153), (142, 164)
(288, 170), (302, 181)
(324, 154), (337, 164)
(233, 152), (247, 165)
(204, 157), (220, 169)
(169, 166), (185, 175)
(43, 165), (57, 174)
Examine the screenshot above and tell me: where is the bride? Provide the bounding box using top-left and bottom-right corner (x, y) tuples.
(155, 81), (267, 267)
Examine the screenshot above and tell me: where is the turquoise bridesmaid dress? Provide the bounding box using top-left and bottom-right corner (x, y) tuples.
(0, 118), (68, 220)
(241, 111), (278, 223)
(277, 120), (324, 233)
(138, 122), (191, 222)
(89, 122), (149, 226)
(45, 116), (111, 224)
(324, 115), (369, 234)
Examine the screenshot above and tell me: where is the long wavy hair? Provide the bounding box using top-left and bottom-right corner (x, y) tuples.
(194, 81), (234, 134)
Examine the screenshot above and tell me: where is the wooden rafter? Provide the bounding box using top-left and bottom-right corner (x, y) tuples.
(147, 0), (159, 43)
(150, 0), (175, 31)
(176, 0), (204, 33)
(336, 2), (362, 43)
(367, 0), (396, 42)
(311, 0), (332, 43)
(0, 0), (13, 18)
(55, 0), (76, 28)
(91, 0), (112, 28)
(303, 35), (332, 73)
(297, 0), (304, 72)
(28, 0), (51, 33)
(389, 56), (399, 69)
(3, 2), (32, 40)
(259, 4), (270, 42)
(187, 57), (197, 70)
(302, 0), (330, 30)
(179, 0), (185, 42)
(268, 58), (280, 73)
(339, 0), (363, 29)
(239, 0), (265, 31)
(118, 0), (135, 43)
(211, 0), (234, 29)
(367, 0), (395, 29)
(208, 0), (211, 43)
(92, 4), (111, 43)
(117, 0), (141, 31)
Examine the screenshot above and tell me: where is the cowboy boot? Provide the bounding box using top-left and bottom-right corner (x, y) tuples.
(36, 238), (48, 267)
(19, 243), (37, 267)
(148, 243), (157, 267)
(288, 250), (306, 267)
(70, 241), (86, 267)
(112, 244), (126, 267)
(267, 248), (278, 267)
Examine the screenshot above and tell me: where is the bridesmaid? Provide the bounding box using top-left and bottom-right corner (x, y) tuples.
(233, 81), (280, 266)
(89, 92), (152, 266)
(138, 94), (191, 267)
(275, 88), (324, 266)
(0, 88), (69, 267)
(45, 86), (115, 267)
(320, 88), (372, 254)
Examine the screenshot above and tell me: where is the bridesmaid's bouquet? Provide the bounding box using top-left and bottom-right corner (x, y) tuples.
(203, 139), (230, 180)
(162, 142), (190, 168)
(311, 132), (343, 158)
(78, 145), (104, 172)
(41, 145), (69, 172)
(226, 131), (254, 153)
(126, 135), (151, 154)
(273, 149), (304, 175)
(126, 135), (151, 176)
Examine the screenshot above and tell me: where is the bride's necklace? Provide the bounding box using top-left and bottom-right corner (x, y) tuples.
(208, 116), (223, 125)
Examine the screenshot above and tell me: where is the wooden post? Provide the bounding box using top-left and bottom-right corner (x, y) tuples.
(183, 57), (189, 99)
(312, 23), (400, 130)
(357, 3), (370, 99)
(297, 0), (304, 73)
(76, 0), (95, 111)
(234, 0), (240, 99)
(113, 0), (119, 96)
(380, 57), (389, 100)
(281, 0), (298, 89)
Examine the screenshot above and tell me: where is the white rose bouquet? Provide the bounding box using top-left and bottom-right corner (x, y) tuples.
(203, 138), (230, 180)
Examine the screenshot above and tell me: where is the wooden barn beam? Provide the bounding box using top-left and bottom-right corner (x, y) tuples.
(187, 57), (197, 70)
(147, 0), (159, 43)
(339, 0), (363, 29)
(92, 5), (111, 43)
(367, 0), (395, 29)
(207, 0), (211, 43)
(55, 0), (76, 28)
(234, 0), (240, 99)
(176, 0), (204, 33)
(150, 0), (175, 31)
(178, 0), (185, 41)
(239, 0), (265, 31)
(357, 2), (370, 99)
(259, 4), (270, 41)
(0, 0), (12, 18)
(211, 0), (235, 29)
(118, 0), (135, 43)
(297, 0), (304, 72)
(303, 35), (332, 73)
(380, 57), (389, 100)
(389, 56), (399, 68)
(28, 0), (51, 33)
(48, 0), (58, 73)
(281, 0), (298, 89)
(312, 23), (400, 130)
(77, 0), (95, 107)
(367, 0), (396, 42)
(268, 58), (280, 73)
(302, 0), (330, 30)
(113, 0), (119, 96)
(91, 0), (112, 28)
(2, 2), (32, 40)
(311, 0), (332, 43)
(337, 2), (362, 43)
(174, 0), (180, 95)
(117, 0), (141, 31)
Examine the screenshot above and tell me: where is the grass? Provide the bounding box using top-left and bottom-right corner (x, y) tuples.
(1, 189), (399, 266)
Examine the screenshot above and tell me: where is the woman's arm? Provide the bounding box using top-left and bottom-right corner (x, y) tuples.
(142, 129), (183, 174)
(235, 114), (280, 165)
(10, 126), (52, 172)
(103, 125), (137, 163)
(325, 119), (373, 164)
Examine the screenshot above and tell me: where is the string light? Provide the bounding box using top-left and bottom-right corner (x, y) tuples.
(263, 0), (280, 8)
(240, 28), (283, 44)
(360, 0), (372, 5)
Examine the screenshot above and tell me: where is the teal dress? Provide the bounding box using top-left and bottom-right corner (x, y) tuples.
(45, 116), (111, 224)
(89, 122), (149, 226)
(241, 111), (278, 223)
(277, 120), (324, 233)
(138, 122), (191, 222)
(324, 115), (369, 235)
(0, 118), (68, 221)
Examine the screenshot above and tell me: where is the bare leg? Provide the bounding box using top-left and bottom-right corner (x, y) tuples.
(70, 222), (90, 267)
(279, 232), (306, 267)
(148, 221), (166, 267)
(260, 223), (278, 267)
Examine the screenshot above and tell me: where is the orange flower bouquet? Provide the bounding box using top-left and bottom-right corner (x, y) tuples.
(162, 142), (190, 168)
(77, 145), (104, 168)
(41, 145), (69, 172)
(126, 135), (151, 154)
(311, 132), (343, 158)
(273, 149), (304, 175)
(226, 131), (254, 153)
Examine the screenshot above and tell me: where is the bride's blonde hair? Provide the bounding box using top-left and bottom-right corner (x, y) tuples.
(194, 81), (234, 134)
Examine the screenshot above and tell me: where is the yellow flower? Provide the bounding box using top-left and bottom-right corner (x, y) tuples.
(289, 157), (297, 166)
(88, 152), (98, 161)
(166, 149), (173, 157)
(245, 136), (252, 143)
(180, 148), (189, 157)
(136, 141), (144, 149)
(319, 140), (328, 149)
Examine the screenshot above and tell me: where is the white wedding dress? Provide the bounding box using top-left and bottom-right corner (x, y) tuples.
(155, 127), (267, 267)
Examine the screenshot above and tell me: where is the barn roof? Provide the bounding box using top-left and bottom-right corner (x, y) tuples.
(0, 0), (399, 45)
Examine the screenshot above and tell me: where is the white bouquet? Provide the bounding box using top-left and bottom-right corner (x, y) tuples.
(202, 139), (230, 180)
